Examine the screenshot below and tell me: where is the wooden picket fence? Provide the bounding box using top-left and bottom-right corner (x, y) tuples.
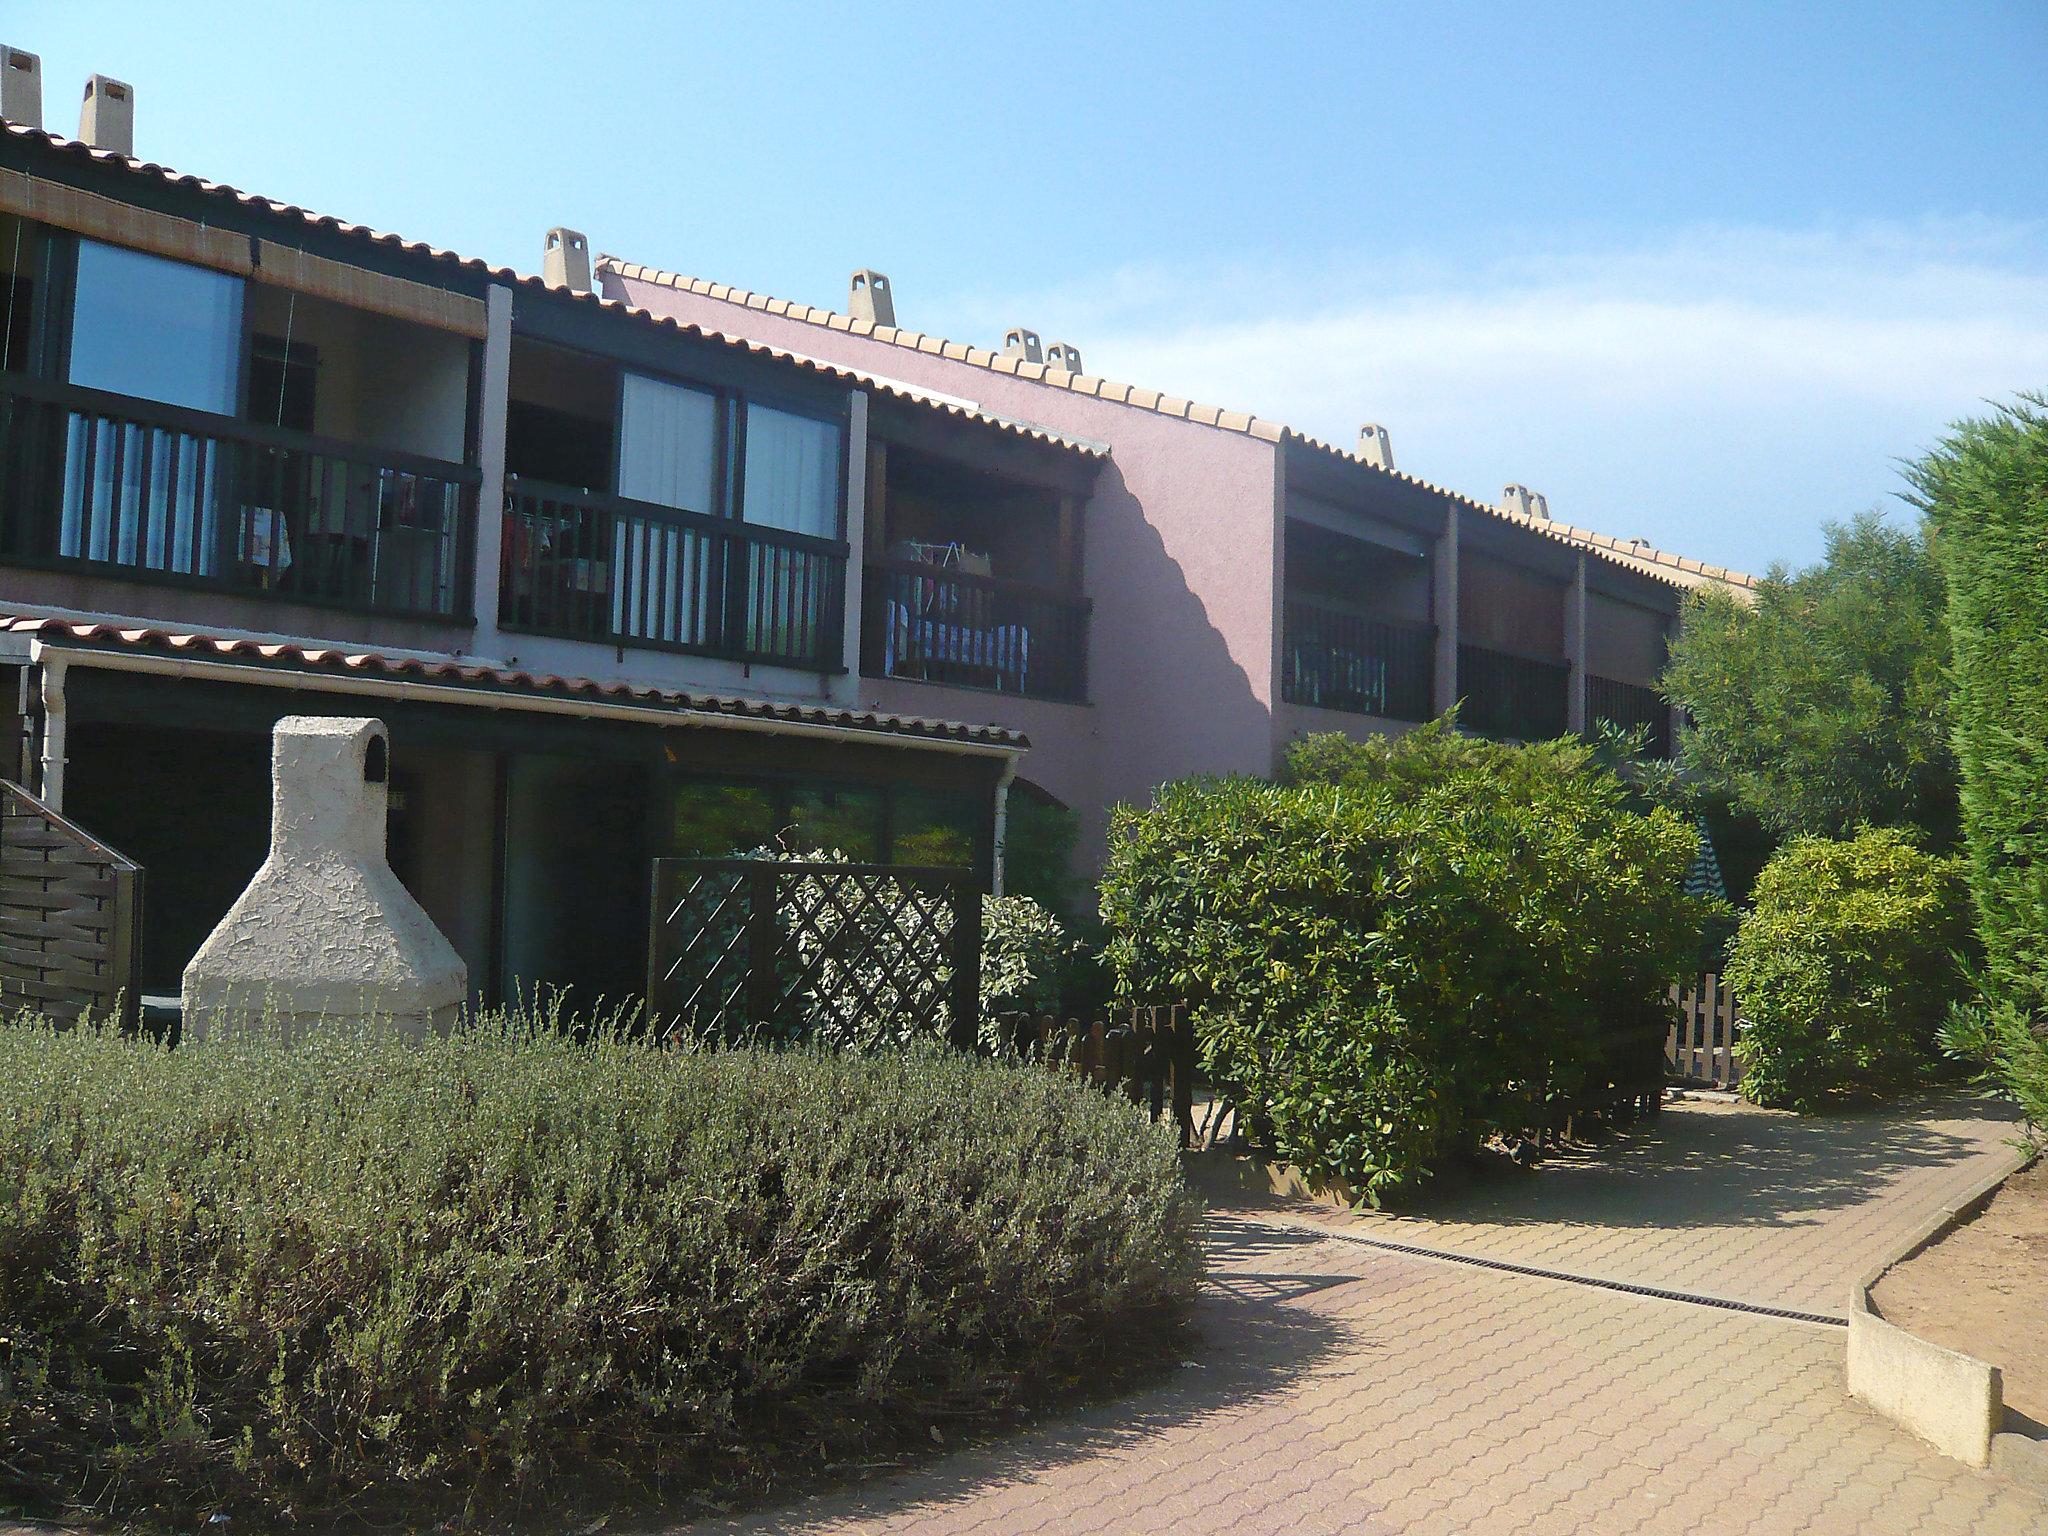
(1667, 972), (1740, 1089)
(0, 780), (143, 1031)
(1009, 1004), (1197, 1147)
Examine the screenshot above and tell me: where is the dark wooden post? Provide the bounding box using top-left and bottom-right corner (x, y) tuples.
(949, 878), (981, 1052)
(1171, 1005), (1196, 1149)
(744, 863), (780, 1037)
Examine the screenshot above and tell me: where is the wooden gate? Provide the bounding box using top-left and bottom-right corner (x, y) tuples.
(1009, 1005), (1198, 1147)
(0, 780), (143, 1030)
(1668, 973), (1740, 1089)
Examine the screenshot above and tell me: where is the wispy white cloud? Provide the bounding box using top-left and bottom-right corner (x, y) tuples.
(937, 221), (2048, 572)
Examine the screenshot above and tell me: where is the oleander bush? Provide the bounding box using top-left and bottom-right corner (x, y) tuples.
(1099, 723), (1709, 1202)
(980, 893), (1078, 1030)
(0, 1018), (1200, 1528)
(1725, 828), (1973, 1111)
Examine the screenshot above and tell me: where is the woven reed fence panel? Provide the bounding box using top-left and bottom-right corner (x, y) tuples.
(0, 780), (142, 1030)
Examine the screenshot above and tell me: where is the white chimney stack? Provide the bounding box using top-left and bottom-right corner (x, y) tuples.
(1, 47), (41, 131)
(1045, 340), (1084, 373)
(1358, 423), (1394, 470)
(1502, 483), (1551, 521)
(543, 227), (591, 294)
(79, 74), (133, 156)
(1001, 326), (1043, 364)
(849, 268), (895, 327)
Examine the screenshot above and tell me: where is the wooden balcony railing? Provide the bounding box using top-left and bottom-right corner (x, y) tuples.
(861, 561), (1089, 702)
(1457, 642), (1570, 742)
(1281, 598), (1435, 721)
(1589, 674), (1673, 758)
(0, 373), (477, 620)
(501, 477), (846, 671)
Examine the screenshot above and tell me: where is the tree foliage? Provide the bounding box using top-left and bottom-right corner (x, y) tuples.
(1724, 828), (1972, 1111)
(1662, 512), (1954, 845)
(1910, 392), (2048, 1126)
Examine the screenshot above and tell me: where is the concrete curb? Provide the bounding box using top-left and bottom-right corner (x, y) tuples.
(1846, 1144), (2036, 1468)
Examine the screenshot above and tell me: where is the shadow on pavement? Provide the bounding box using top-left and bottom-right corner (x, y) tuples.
(669, 1214), (1355, 1535)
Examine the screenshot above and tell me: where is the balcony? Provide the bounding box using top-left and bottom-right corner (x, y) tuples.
(1281, 597), (1435, 721)
(0, 373), (477, 620)
(1589, 674), (1673, 758)
(1458, 642), (1569, 742)
(500, 477), (846, 671)
(861, 560), (1088, 702)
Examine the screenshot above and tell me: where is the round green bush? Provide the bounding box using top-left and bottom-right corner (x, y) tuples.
(1100, 723), (1710, 1202)
(1725, 828), (1972, 1111)
(0, 1021), (1200, 1526)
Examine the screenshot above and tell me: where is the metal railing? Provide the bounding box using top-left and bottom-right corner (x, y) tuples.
(862, 559), (1089, 702)
(501, 477), (847, 671)
(0, 373), (477, 620)
(1281, 598), (1435, 720)
(1589, 674), (1673, 759)
(1457, 642), (1570, 742)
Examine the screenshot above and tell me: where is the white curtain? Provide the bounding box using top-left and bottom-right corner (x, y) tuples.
(617, 373), (718, 512)
(742, 404), (840, 538)
(615, 374), (719, 641)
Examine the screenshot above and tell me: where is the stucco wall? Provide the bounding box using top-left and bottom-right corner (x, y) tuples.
(607, 273), (1284, 856)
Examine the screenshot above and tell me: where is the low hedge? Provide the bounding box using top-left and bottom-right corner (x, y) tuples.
(1725, 828), (1972, 1110)
(0, 1021), (1200, 1527)
(1100, 723), (1709, 1202)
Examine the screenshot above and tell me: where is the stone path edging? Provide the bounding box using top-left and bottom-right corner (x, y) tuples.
(1847, 1143), (2039, 1468)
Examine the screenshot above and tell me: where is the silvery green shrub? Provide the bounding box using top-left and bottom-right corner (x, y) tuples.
(0, 1017), (1199, 1526)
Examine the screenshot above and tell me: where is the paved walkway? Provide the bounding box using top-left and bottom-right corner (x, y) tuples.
(673, 1094), (2045, 1536)
(1281, 1091), (2030, 1318)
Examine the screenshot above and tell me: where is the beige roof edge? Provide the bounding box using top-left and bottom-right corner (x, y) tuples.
(598, 253), (1757, 594)
(0, 125), (1097, 461)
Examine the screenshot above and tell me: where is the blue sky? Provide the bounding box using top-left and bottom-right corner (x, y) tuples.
(17, 0), (2048, 573)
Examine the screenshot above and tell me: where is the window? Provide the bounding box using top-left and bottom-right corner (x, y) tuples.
(666, 778), (980, 869)
(617, 372), (718, 513)
(785, 785), (883, 862)
(68, 240), (242, 414)
(892, 788), (980, 868)
(742, 403), (840, 539)
(669, 781), (778, 859)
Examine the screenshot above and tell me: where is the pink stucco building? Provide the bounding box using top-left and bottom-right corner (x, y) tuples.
(0, 74), (1749, 1010)
(598, 258), (1752, 869)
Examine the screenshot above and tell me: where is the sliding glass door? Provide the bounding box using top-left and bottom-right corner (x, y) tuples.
(62, 239), (244, 575)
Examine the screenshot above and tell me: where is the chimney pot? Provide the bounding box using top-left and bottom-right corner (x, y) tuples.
(1357, 423), (1394, 470)
(1501, 483), (1535, 519)
(1528, 491), (1550, 521)
(848, 268), (895, 327)
(0, 47), (41, 131)
(1001, 327), (1043, 364)
(1045, 340), (1084, 373)
(543, 227), (591, 294)
(79, 73), (133, 157)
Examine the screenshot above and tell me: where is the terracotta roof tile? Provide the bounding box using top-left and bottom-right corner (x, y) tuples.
(3, 615), (1028, 749)
(598, 253), (1756, 592)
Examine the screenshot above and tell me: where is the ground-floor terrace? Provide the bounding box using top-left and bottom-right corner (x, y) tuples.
(0, 617), (1019, 1015)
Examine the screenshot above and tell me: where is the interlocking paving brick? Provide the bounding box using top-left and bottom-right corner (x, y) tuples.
(662, 1095), (2043, 1536)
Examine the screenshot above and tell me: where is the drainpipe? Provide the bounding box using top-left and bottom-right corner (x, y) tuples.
(990, 756), (1017, 896)
(36, 653), (66, 811)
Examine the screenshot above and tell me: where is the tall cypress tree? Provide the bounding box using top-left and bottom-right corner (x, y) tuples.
(1909, 393), (2048, 1120)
